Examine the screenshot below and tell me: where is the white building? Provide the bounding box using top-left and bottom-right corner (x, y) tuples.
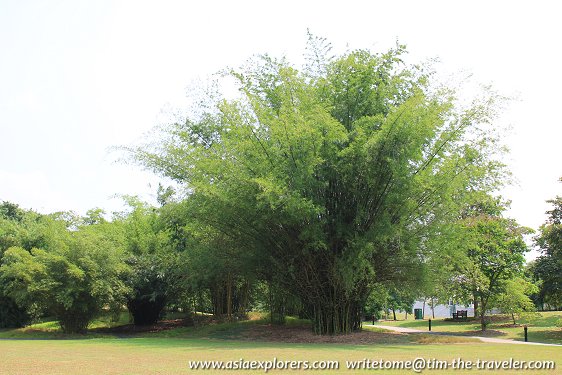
(412, 299), (474, 319)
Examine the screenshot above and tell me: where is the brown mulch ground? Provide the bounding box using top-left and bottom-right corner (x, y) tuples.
(222, 323), (478, 344)
(219, 323), (414, 344)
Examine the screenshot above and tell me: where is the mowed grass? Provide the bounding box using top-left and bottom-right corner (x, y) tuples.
(374, 311), (562, 344)
(1, 313), (560, 374)
(1, 337), (561, 375)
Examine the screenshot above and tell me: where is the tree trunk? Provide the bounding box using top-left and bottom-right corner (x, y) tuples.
(268, 281), (286, 325)
(473, 294), (479, 318)
(226, 274), (233, 320)
(312, 302), (362, 335)
(392, 308), (397, 321)
(511, 312), (516, 325)
(238, 280), (250, 316)
(211, 284), (225, 316)
(431, 297), (435, 319)
(479, 296), (487, 331)
(422, 299), (426, 319)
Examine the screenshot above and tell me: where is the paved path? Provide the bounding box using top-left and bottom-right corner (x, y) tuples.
(366, 324), (562, 347)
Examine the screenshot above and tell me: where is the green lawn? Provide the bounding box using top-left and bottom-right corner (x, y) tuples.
(1, 313), (560, 374)
(1, 337), (560, 375)
(374, 311), (562, 344)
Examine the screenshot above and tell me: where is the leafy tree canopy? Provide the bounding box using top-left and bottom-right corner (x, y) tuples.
(532, 178), (562, 307)
(0, 221), (130, 333)
(129, 36), (509, 334)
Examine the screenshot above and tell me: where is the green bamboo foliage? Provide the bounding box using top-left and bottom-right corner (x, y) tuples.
(132, 39), (507, 334)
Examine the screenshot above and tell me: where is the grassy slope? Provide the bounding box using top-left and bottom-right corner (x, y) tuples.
(374, 311), (562, 344)
(0, 313), (131, 339)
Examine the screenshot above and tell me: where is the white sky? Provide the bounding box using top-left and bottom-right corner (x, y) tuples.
(1, 0), (561, 246)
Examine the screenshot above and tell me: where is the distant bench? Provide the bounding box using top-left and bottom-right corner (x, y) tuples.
(452, 310), (468, 320)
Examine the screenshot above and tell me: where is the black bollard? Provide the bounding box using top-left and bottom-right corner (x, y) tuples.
(429, 319), (432, 331)
(524, 325), (528, 342)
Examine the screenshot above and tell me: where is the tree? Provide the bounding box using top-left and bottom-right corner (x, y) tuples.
(530, 257), (562, 309)
(0, 202), (63, 328)
(117, 198), (187, 325)
(387, 287), (416, 321)
(180, 199), (259, 320)
(130, 38), (507, 334)
(491, 277), (537, 325)
(532, 180), (562, 308)
(125, 252), (184, 325)
(0, 221), (130, 333)
(363, 284), (390, 321)
(460, 215), (530, 330)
